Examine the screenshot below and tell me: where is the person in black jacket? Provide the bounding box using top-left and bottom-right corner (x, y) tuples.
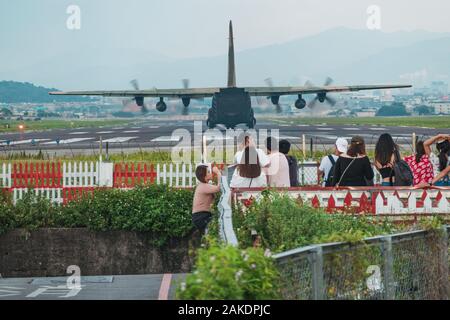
(279, 139), (299, 187)
(332, 136), (374, 187)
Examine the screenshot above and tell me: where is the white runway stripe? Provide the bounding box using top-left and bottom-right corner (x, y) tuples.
(280, 136), (301, 140)
(124, 130), (139, 133)
(69, 132), (89, 135)
(42, 138), (94, 145)
(1, 139), (50, 146)
(343, 128), (360, 131)
(97, 131), (114, 134)
(369, 128), (387, 131)
(99, 137), (138, 143)
(152, 136), (182, 142)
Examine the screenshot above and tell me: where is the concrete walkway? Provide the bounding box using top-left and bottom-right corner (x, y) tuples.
(0, 274), (185, 300)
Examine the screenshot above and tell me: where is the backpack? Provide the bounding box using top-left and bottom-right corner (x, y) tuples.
(390, 159), (414, 187)
(325, 155), (336, 187)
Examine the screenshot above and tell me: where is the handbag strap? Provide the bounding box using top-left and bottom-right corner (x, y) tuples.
(337, 157), (356, 187)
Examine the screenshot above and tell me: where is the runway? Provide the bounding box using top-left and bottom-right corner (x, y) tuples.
(0, 118), (444, 155)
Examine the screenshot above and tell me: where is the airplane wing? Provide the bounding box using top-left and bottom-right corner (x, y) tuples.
(49, 88), (220, 99)
(244, 84), (412, 96)
(50, 84), (411, 99)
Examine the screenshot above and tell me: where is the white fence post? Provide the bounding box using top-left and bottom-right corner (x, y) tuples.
(97, 161), (113, 187)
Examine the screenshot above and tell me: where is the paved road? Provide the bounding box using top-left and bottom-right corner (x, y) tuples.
(0, 274), (184, 300)
(0, 118), (444, 155)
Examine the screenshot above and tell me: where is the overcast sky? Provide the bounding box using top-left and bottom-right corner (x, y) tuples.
(1, 0), (449, 61)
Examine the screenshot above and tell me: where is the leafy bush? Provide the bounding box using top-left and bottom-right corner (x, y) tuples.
(234, 192), (396, 253)
(0, 185), (195, 246)
(176, 241), (280, 300)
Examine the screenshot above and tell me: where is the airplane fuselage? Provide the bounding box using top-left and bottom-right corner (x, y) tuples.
(207, 88), (255, 129)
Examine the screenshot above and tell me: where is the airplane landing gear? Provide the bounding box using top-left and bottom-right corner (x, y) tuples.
(247, 117), (256, 129)
(247, 108), (256, 129)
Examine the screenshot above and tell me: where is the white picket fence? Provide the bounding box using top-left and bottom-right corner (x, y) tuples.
(155, 163), (195, 187)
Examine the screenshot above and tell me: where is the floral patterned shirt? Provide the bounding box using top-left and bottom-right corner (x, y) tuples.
(404, 154), (434, 185)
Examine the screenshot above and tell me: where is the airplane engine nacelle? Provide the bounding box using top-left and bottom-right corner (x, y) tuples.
(295, 98), (307, 109)
(270, 96), (280, 105)
(182, 97), (191, 107)
(135, 96), (144, 107)
(156, 101), (167, 112)
(318, 92), (326, 103)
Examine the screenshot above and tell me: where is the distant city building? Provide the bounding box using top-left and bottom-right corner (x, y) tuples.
(355, 109), (378, 117)
(431, 101), (450, 114)
(430, 81), (448, 97)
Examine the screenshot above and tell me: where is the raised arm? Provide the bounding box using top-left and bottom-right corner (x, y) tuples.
(424, 134), (450, 156)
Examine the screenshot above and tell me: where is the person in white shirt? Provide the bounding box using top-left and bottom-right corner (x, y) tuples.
(318, 137), (348, 187)
(230, 146), (267, 188)
(264, 137), (290, 188)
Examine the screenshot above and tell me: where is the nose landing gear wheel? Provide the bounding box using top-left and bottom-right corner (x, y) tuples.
(206, 119), (215, 129)
(247, 117), (256, 129)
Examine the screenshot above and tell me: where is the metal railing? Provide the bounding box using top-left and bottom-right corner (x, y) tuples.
(273, 226), (450, 300)
(218, 172), (450, 299)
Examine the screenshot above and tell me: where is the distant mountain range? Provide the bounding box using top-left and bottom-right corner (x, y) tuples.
(2, 27), (450, 90)
(0, 81), (93, 103)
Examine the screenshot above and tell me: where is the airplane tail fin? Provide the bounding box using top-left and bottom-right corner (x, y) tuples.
(227, 20), (236, 88)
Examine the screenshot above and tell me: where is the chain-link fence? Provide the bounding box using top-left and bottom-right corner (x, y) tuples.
(273, 227), (450, 300)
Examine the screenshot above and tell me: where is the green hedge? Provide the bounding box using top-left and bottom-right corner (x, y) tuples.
(233, 191), (397, 253)
(0, 185), (194, 246)
(176, 240), (280, 300)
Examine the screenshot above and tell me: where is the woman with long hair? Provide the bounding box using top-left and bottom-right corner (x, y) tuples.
(423, 134), (450, 186)
(374, 133), (399, 186)
(332, 136), (374, 187)
(433, 138), (450, 186)
(403, 140), (434, 187)
(230, 146), (267, 188)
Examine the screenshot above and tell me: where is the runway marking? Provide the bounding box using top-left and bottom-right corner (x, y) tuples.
(97, 131), (114, 134)
(369, 128), (387, 131)
(316, 128), (333, 131)
(158, 274), (172, 301)
(124, 130), (140, 133)
(69, 132), (89, 135)
(343, 128), (360, 131)
(149, 126), (160, 129)
(42, 138), (94, 145)
(99, 137), (137, 143)
(2, 139), (50, 146)
(204, 135), (234, 141)
(152, 136), (182, 142)
(313, 135), (353, 140)
(280, 136), (301, 140)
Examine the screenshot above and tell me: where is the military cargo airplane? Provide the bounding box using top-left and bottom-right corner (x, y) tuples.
(50, 21), (412, 129)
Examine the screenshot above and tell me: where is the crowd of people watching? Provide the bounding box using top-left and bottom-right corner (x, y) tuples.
(192, 132), (450, 231)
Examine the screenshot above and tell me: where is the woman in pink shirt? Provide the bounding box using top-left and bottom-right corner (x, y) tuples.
(192, 165), (221, 232)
